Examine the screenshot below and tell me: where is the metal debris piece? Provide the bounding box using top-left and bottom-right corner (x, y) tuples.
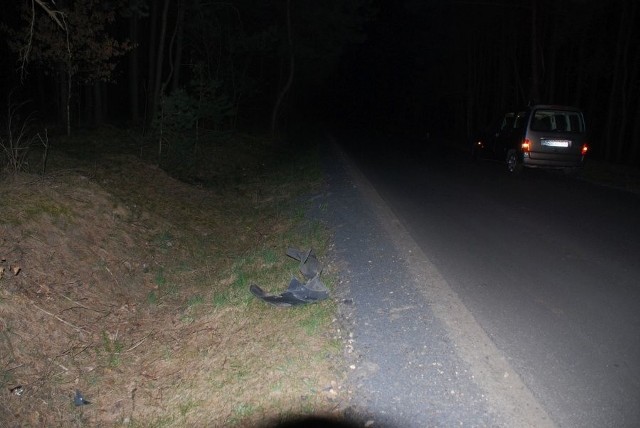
(250, 274), (328, 307)
(250, 248), (328, 307)
(286, 247), (322, 279)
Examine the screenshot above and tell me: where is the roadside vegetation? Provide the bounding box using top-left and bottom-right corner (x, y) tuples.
(0, 127), (347, 427)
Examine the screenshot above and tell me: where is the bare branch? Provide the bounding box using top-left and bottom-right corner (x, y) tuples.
(34, 0), (66, 30)
(19, 0), (68, 81)
(18, 0), (36, 81)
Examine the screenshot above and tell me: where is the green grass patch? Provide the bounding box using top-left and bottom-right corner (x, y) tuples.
(179, 399), (199, 417)
(230, 403), (258, 425)
(187, 294), (204, 307)
(262, 247), (278, 265)
(299, 302), (335, 336)
(146, 291), (158, 305)
(0, 187), (73, 225)
(22, 201), (72, 220)
(101, 330), (124, 368)
(152, 231), (175, 250)
(212, 292), (231, 308)
(155, 268), (167, 287)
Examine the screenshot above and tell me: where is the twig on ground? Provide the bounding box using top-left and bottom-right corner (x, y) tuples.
(48, 358), (69, 372)
(58, 293), (106, 314)
(32, 302), (87, 332)
(105, 265), (122, 288)
(5, 363), (24, 372)
(1, 329), (17, 360)
(122, 335), (150, 353)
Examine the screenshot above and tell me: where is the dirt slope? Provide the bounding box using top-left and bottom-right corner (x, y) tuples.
(1, 142), (342, 427)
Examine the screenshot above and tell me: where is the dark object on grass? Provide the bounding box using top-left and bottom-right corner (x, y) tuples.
(74, 389), (91, 406)
(251, 248), (328, 307)
(286, 247), (322, 279)
(250, 273), (328, 307)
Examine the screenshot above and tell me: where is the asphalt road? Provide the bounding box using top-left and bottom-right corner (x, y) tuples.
(331, 134), (640, 427)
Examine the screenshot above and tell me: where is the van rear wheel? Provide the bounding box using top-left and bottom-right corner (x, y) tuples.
(506, 150), (522, 174)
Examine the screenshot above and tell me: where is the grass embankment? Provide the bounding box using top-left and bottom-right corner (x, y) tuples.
(0, 129), (345, 427)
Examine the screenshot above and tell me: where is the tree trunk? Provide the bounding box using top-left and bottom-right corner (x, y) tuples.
(466, 36), (476, 139)
(94, 81), (104, 126)
(630, 94), (640, 164)
(615, 0), (636, 163)
(145, 0), (159, 128)
(271, 0), (294, 136)
(529, 0), (540, 104)
(605, 2), (627, 161)
(628, 7), (640, 164)
(129, 12), (140, 125)
(171, 0), (186, 93)
(573, 14), (591, 107)
(150, 0), (172, 126)
(545, 4), (560, 103)
(66, 66), (72, 136)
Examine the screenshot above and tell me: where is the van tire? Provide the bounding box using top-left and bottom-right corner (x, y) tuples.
(506, 150), (523, 174)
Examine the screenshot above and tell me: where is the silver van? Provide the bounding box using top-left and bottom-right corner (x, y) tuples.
(473, 105), (589, 173)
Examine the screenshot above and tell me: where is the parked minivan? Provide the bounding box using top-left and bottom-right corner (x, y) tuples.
(473, 105), (589, 173)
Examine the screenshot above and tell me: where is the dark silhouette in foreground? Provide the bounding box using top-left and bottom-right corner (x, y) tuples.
(265, 416), (359, 428)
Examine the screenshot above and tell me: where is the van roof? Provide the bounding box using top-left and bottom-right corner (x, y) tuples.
(528, 105), (582, 112)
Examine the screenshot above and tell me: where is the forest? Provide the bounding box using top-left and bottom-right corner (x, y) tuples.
(1, 0), (639, 166)
(335, 0), (640, 165)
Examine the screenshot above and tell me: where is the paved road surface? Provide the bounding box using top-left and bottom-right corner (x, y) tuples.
(320, 134), (640, 427)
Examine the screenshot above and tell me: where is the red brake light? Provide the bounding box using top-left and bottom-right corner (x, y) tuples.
(522, 138), (531, 152)
(581, 144), (588, 155)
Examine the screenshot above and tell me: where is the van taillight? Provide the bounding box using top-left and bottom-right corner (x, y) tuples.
(581, 144), (588, 155)
(522, 139), (531, 152)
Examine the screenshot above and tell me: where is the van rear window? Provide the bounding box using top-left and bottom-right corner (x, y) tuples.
(531, 110), (585, 133)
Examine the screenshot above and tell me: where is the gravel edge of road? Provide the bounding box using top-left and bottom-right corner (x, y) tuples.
(329, 141), (557, 428)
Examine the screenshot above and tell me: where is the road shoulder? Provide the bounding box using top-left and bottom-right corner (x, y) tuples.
(321, 141), (555, 427)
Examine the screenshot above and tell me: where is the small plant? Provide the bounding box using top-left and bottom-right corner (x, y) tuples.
(155, 268), (166, 287)
(152, 231), (174, 250)
(153, 268), (178, 298)
(0, 95), (49, 177)
(179, 399), (198, 417)
(213, 292), (230, 307)
(262, 248), (278, 265)
(187, 295), (204, 307)
(299, 304), (333, 336)
(232, 270), (247, 290)
(146, 291), (158, 305)
(101, 330), (124, 368)
(230, 402), (257, 424)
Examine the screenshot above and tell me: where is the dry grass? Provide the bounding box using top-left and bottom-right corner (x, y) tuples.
(0, 131), (347, 427)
